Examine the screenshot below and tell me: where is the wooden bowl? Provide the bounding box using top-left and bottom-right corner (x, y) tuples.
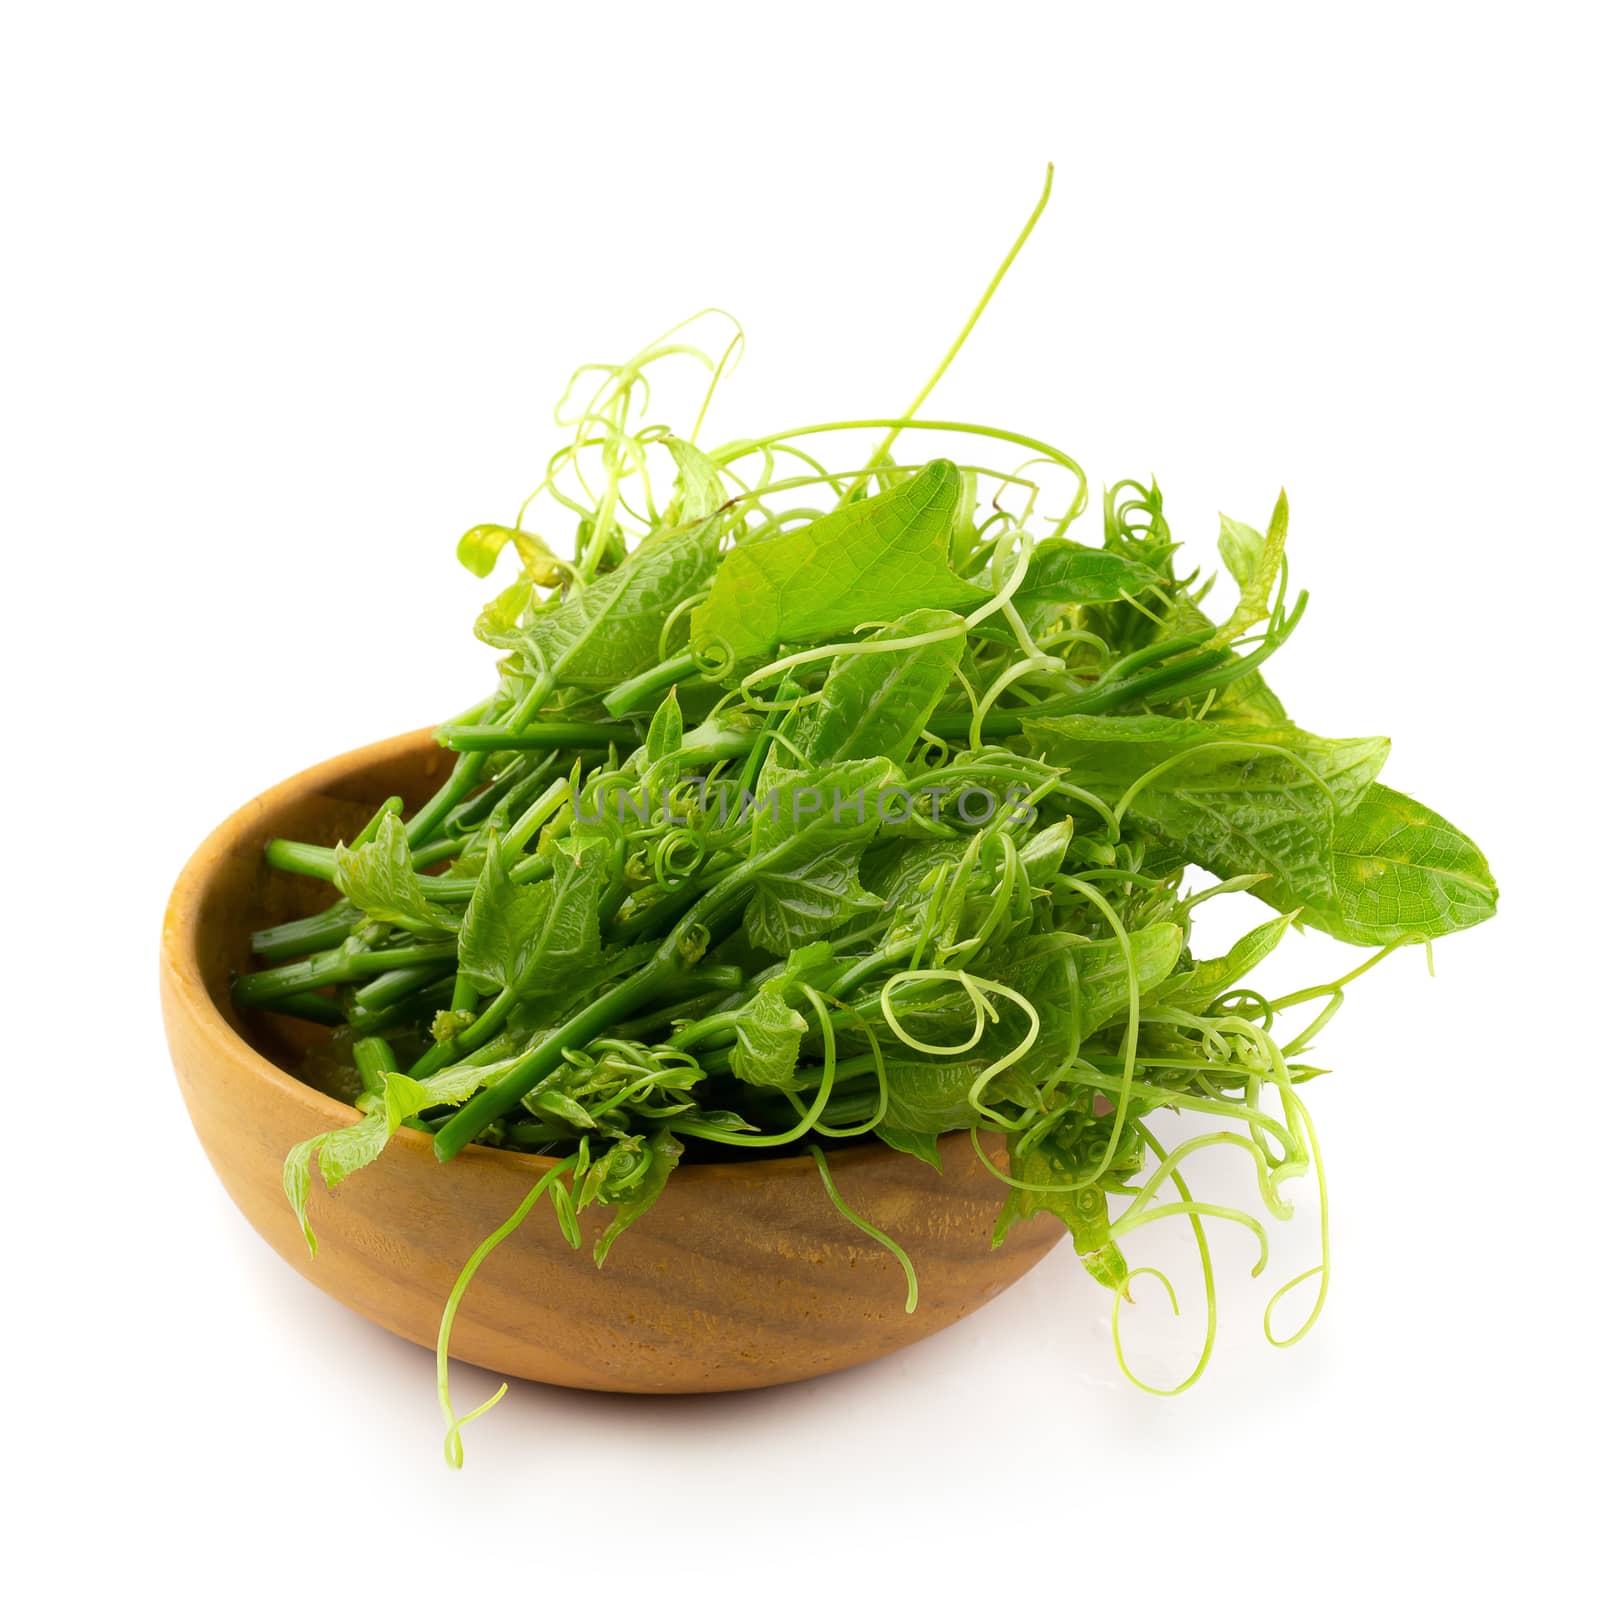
(160, 730), (1064, 1394)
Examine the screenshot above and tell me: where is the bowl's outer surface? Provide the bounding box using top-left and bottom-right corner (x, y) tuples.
(161, 731), (1065, 1394)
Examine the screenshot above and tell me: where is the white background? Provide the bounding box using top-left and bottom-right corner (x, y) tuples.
(3, 2), (1593, 1593)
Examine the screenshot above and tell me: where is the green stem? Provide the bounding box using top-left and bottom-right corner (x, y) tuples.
(353, 1036), (398, 1095)
(431, 959), (681, 1159)
(251, 992), (346, 1026)
(601, 651), (698, 718)
(436, 721), (622, 753)
(234, 941), (456, 1007)
(409, 674), (555, 846)
(350, 797), (403, 849)
(408, 985), (520, 1079)
(347, 976), (455, 1036)
(264, 839), (337, 880)
(353, 964), (453, 1013)
(250, 903), (362, 960)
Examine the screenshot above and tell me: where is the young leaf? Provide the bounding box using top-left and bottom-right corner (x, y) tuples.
(1154, 910), (1299, 1009)
(1067, 923), (1186, 1035)
(382, 1055), (522, 1132)
(744, 841), (881, 953)
(737, 757), (896, 950)
(458, 836), (604, 1001)
(485, 517), (720, 687)
(882, 1055), (1005, 1132)
(799, 609), (965, 766)
(1217, 513), (1265, 588)
(334, 812), (454, 934)
(457, 524), (563, 584)
(639, 690), (685, 800)
(690, 460), (984, 661)
(708, 943), (832, 1086)
(1018, 819), (1074, 888)
(1012, 540), (1164, 607)
(728, 986), (807, 1087)
(1213, 490), (1288, 646)
(281, 1108), (389, 1255)
(644, 690), (683, 770)
(594, 1129), (683, 1266)
(282, 1135), (319, 1253)
(312, 1109), (392, 1188)
(663, 436), (726, 524)
(992, 1141), (1128, 1292)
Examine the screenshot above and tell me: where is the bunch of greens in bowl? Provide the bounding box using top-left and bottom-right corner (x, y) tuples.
(237, 171), (1495, 1460)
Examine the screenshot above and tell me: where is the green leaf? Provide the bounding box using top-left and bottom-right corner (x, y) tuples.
(283, 1135), (319, 1253)
(333, 812), (454, 934)
(690, 460), (984, 661)
(995, 925), (1185, 1042)
(860, 836), (967, 916)
(594, 1130), (683, 1266)
(1217, 513), (1265, 588)
(281, 1108), (390, 1255)
(1027, 714), (1389, 926)
(744, 841), (881, 953)
(1322, 783), (1497, 944)
(1212, 665), (1289, 726)
(644, 691), (683, 770)
(382, 1055), (520, 1132)
(475, 576), (536, 640)
(1154, 911), (1299, 1009)
(738, 757), (896, 951)
(729, 987), (807, 1088)
(1012, 539), (1164, 607)
(881, 1055), (998, 1132)
(745, 756), (900, 857)
(1150, 584), (1286, 724)
(875, 1125), (944, 1171)
(457, 524), (563, 583)
(992, 1139), (1128, 1292)
(282, 1054), (533, 1255)
(1018, 820), (1074, 888)
(527, 1087), (598, 1129)
(663, 436), (726, 524)
(1067, 923), (1186, 1035)
(639, 690), (685, 801)
(715, 943), (832, 1087)
(313, 1109), (391, 1188)
(458, 836), (604, 1001)
(1213, 490), (1288, 646)
(487, 517), (720, 687)
(799, 609), (965, 766)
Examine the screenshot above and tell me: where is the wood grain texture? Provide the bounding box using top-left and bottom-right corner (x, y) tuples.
(160, 730), (1065, 1394)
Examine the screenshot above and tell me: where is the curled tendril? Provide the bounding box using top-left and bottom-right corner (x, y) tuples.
(675, 982), (839, 1149)
(437, 1155), (578, 1469)
(652, 828), (706, 889)
(1263, 1088), (1329, 1347)
(803, 1000), (889, 1139)
(688, 635), (735, 680)
(1109, 1133), (1218, 1396)
(807, 1143), (919, 1313)
(658, 589), (709, 661)
(875, 967), (1040, 1134)
(739, 615), (970, 710)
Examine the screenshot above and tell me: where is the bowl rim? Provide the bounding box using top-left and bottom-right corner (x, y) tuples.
(162, 728), (943, 1186)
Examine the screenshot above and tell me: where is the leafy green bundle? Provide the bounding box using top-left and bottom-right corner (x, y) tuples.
(239, 175), (1495, 1460)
